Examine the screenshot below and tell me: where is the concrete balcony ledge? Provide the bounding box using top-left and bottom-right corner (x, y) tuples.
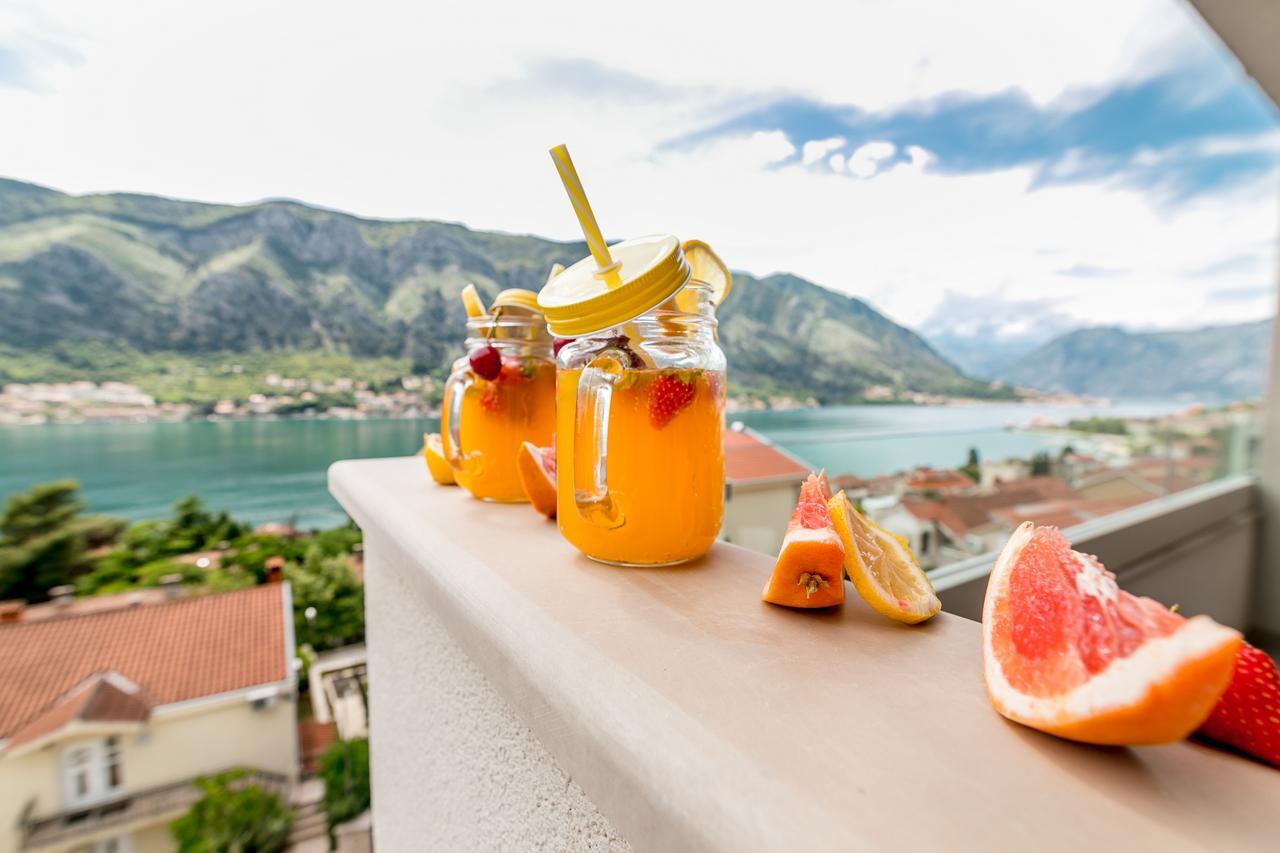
(331, 456), (1276, 853)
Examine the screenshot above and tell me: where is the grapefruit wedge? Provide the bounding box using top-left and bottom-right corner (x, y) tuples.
(983, 522), (1242, 745)
(517, 441), (557, 518)
(761, 472), (845, 609)
(423, 433), (455, 485)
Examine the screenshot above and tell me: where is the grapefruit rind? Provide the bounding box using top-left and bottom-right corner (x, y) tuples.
(761, 472), (845, 609)
(516, 441), (557, 518)
(982, 522), (1242, 745)
(828, 491), (940, 624)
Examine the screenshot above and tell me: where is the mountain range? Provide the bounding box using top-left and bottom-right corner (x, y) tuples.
(998, 320), (1274, 401)
(0, 177), (989, 404)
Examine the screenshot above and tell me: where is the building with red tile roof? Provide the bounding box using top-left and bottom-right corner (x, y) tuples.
(724, 427), (811, 485)
(897, 476), (1093, 558)
(722, 427), (813, 555)
(0, 584), (298, 853)
(902, 467), (977, 494)
(0, 585), (178, 625)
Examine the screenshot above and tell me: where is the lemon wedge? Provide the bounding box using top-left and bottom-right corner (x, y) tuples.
(680, 239), (732, 307)
(460, 283), (487, 319)
(423, 433), (456, 485)
(828, 490), (940, 623)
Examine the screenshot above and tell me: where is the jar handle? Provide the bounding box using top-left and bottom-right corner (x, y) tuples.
(443, 370), (481, 476)
(574, 358), (626, 529)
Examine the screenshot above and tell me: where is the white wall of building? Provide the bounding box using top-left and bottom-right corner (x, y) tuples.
(721, 480), (803, 556)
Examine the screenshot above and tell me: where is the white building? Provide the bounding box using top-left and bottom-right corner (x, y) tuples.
(0, 584), (298, 853)
(720, 426), (812, 556)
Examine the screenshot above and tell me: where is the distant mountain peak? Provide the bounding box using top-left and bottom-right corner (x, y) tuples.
(999, 318), (1274, 400)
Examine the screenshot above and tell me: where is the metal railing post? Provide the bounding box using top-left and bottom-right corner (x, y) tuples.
(1254, 228), (1280, 640)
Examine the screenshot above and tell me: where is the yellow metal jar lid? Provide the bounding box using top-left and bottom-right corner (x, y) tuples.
(491, 288), (543, 314)
(536, 234), (690, 337)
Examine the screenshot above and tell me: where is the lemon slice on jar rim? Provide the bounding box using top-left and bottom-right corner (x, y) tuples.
(460, 283), (487, 318)
(677, 239), (732, 312)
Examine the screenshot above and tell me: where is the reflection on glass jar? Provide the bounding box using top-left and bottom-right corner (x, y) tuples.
(442, 309), (556, 502)
(555, 281), (726, 565)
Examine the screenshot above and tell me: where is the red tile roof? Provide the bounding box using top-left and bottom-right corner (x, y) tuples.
(831, 474), (870, 491)
(903, 477), (1084, 537)
(903, 467), (975, 492)
(988, 496), (1153, 530)
(724, 430), (810, 484)
(7, 675), (152, 749)
(0, 584), (289, 743)
(12, 587), (176, 623)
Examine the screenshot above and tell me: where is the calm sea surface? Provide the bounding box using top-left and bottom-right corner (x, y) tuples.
(0, 400), (1188, 528)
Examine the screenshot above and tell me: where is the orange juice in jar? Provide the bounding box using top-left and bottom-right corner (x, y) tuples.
(442, 289), (556, 502)
(540, 235), (730, 565)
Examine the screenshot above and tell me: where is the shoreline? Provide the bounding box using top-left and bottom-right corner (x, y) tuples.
(0, 394), (1220, 430)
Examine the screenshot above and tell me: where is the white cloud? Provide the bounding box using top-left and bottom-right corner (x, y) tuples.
(0, 0), (1272, 340)
(630, 133), (1277, 333)
(847, 140), (897, 178)
(903, 145), (936, 171)
(828, 153), (846, 172)
(802, 137), (846, 165)
(749, 130), (798, 165)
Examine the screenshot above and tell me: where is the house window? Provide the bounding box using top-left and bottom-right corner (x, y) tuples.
(61, 737), (124, 808)
(69, 838), (131, 853)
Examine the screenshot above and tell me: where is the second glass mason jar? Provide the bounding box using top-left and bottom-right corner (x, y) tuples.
(441, 291), (556, 502)
(539, 236), (727, 566)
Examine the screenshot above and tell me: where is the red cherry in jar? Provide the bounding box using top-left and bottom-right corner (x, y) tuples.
(469, 344), (502, 380)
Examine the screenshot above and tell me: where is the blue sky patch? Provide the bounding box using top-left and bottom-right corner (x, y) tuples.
(659, 46), (1279, 201)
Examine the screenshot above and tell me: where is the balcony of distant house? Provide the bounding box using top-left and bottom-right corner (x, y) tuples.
(0, 585), (298, 853)
(20, 769), (290, 851)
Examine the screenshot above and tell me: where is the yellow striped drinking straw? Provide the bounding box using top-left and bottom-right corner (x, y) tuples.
(549, 144), (623, 289)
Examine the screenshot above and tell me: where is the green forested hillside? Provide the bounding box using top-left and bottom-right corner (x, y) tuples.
(0, 177), (989, 403)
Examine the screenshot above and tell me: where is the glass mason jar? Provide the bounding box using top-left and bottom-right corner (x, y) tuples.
(441, 308), (556, 502)
(554, 280), (726, 565)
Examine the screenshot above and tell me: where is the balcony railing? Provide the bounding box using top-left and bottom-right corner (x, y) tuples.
(932, 474), (1259, 629)
(21, 768), (290, 850)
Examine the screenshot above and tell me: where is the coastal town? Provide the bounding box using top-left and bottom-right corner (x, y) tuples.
(0, 376), (442, 425)
(1, 374), (1109, 425)
(846, 401), (1259, 569)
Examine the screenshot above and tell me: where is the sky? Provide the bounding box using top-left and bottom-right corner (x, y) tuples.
(0, 0), (1277, 356)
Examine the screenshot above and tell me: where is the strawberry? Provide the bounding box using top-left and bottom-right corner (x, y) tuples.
(1197, 642), (1280, 768)
(648, 370), (697, 428)
(478, 383), (502, 412)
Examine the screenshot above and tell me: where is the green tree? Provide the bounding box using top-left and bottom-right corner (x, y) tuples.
(75, 495), (247, 593)
(1066, 417), (1129, 435)
(318, 738), (371, 840)
(287, 546), (365, 652)
(960, 446), (981, 483)
(1030, 451), (1052, 476)
(0, 481), (126, 602)
(170, 770), (292, 853)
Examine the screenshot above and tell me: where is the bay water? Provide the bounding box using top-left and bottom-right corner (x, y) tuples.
(0, 400), (1189, 529)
